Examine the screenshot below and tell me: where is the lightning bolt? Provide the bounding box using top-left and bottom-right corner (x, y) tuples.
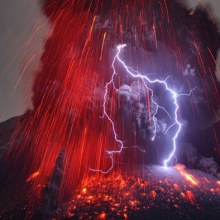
(90, 44), (195, 173)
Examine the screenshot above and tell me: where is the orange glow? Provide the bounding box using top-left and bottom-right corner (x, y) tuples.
(175, 164), (199, 186)
(98, 212), (106, 219)
(180, 192), (186, 199)
(186, 190), (196, 204)
(100, 32), (107, 61)
(26, 171), (40, 182)
(82, 188), (87, 194)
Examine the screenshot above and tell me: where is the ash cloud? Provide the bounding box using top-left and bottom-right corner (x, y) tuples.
(179, 143), (220, 177)
(116, 80), (168, 140)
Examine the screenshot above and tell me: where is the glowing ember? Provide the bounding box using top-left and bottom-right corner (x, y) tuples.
(186, 190), (196, 204)
(26, 171), (40, 182)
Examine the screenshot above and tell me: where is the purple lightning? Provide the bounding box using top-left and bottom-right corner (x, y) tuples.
(90, 44), (195, 173)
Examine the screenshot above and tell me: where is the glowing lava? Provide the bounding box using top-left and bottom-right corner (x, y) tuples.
(175, 164), (199, 186)
(64, 166), (220, 219)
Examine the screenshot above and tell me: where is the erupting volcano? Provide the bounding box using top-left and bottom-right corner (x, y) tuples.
(0, 0), (220, 219)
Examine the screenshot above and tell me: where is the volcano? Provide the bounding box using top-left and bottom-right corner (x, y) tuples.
(0, 0), (220, 219)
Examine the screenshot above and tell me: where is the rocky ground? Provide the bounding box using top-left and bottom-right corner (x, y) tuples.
(0, 164), (220, 219)
(60, 165), (220, 220)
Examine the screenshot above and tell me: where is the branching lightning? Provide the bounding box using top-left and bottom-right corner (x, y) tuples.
(90, 44), (195, 173)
